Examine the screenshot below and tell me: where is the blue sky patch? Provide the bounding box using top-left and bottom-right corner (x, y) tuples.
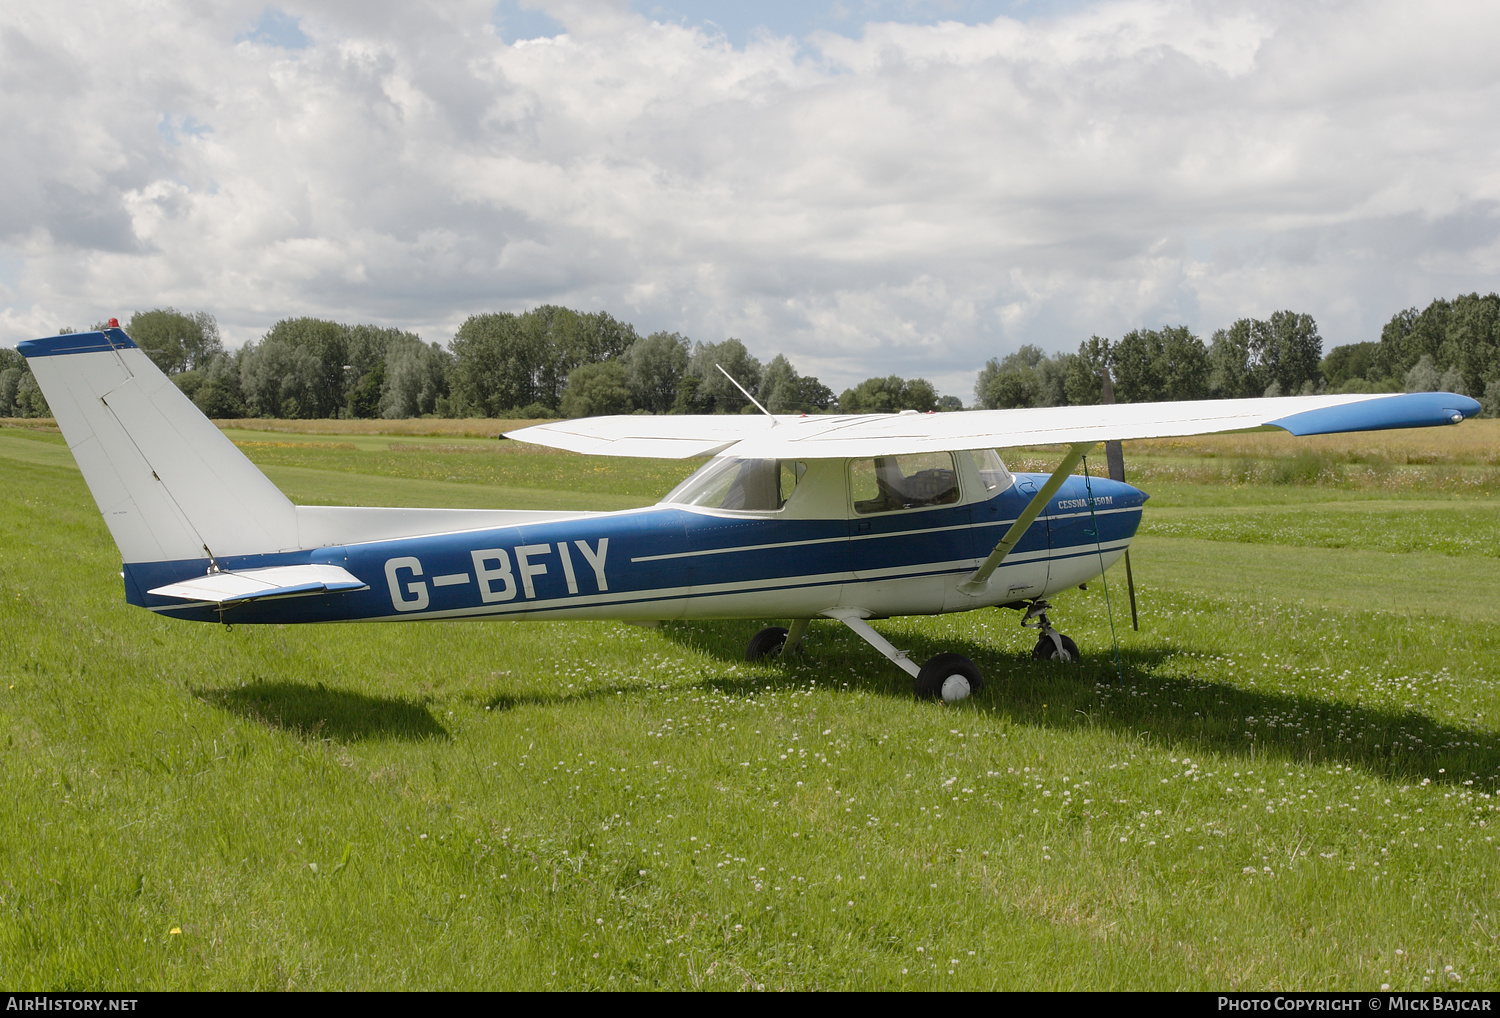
(493, 1), (566, 43)
(238, 8), (311, 50)
(157, 114), (212, 147)
(630, 0), (1097, 47)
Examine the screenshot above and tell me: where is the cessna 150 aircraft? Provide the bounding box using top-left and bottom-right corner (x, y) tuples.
(17, 325), (1483, 703)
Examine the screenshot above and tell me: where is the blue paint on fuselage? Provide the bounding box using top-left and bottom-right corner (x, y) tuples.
(126, 473), (1146, 624)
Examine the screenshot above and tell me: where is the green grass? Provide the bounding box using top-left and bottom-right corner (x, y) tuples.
(2, 421), (1499, 989)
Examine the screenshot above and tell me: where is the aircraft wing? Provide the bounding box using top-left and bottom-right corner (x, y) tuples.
(506, 391), (1482, 459)
(502, 413), (811, 458)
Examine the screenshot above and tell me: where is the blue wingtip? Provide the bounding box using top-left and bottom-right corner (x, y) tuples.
(1268, 392), (1483, 437)
(17, 328), (137, 359)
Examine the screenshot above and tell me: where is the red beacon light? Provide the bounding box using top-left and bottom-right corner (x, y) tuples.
(107, 318), (120, 328)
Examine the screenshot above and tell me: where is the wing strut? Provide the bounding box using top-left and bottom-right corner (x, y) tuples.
(958, 442), (1096, 596)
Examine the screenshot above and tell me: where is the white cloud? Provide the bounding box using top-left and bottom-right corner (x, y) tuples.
(3, 0), (1500, 398)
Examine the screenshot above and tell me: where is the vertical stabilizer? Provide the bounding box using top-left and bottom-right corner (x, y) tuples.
(18, 329), (299, 563)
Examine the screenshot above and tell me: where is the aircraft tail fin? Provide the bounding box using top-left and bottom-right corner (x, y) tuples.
(18, 328), (299, 564)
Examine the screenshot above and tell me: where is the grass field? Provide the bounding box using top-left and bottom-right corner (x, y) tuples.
(2, 416), (1498, 990)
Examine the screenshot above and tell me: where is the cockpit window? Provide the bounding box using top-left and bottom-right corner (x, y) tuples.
(972, 448), (1012, 493)
(662, 458), (804, 511)
(850, 453), (960, 514)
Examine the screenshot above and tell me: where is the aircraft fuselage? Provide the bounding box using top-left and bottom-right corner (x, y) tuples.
(124, 470), (1146, 626)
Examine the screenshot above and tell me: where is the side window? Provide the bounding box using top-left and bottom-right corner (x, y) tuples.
(780, 461), (806, 505)
(850, 453), (960, 514)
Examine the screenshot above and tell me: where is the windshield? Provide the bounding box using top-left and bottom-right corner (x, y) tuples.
(971, 448), (1013, 494)
(662, 457), (803, 511)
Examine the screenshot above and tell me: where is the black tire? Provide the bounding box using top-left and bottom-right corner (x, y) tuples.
(745, 626), (789, 661)
(915, 652), (984, 702)
(1031, 632), (1080, 662)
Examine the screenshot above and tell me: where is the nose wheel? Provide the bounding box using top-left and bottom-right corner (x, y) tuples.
(1021, 600), (1079, 663)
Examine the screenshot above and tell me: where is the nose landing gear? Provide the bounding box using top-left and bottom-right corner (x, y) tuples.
(1021, 600), (1079, 662)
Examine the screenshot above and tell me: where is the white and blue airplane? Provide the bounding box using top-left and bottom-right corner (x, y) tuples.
(17, 324), (1483, 702)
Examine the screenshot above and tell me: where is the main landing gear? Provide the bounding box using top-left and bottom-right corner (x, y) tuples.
(742, 601), (1078, 704)
(745, 612), (985, 704)
(745, 617), (810, 662)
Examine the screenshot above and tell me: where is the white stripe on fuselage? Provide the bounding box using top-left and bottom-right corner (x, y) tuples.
(629, 504), (1141, 564)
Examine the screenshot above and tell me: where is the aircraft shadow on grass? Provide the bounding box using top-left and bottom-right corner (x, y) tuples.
(196, 681), (449, 742)
(657, 619), (1500, 791)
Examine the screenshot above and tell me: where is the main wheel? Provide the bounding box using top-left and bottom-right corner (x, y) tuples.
(1031, 632), (1080, 662)
(915, 653), (984, 703)
(745, 626), (789, 661)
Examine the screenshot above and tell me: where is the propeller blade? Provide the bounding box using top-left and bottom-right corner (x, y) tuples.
(1102, 368), (1140, 631)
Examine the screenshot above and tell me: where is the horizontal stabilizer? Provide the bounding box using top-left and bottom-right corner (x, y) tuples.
(148, 564), (368, 605)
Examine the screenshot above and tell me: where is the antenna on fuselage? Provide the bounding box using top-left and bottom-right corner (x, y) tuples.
(716, 364), (775, 423)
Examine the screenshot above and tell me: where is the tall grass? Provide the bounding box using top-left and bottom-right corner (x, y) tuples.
(1, 421), (1498, 989)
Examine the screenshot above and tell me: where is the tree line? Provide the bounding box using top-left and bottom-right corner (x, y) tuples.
(4, 295), (1499, 420)
(1, 305), (948, 420)
(972, 298), (1500, 416)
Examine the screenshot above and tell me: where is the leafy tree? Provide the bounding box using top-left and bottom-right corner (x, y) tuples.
(242, 318), (360, 418)
(1375, 301), (1449, 382)
(381, 339), (451, 419)
(1208, 313), (1322, 399)
(528, 306), (638, 410)
(669, 373), (710, 414)
(1442, 293), (1500, 397)
(622, 331), (690, 413)
(449, 312), (543, 416)
(1208, 320), (1257, 399)
(685, 339), (762, 413)
(449, 306), (637, 415)
(1113, 326), (1209, 402)
(348, 359), (386, 419)
(1320, 341), (1380, 389)
(12, 371), (50, 418)
(1373, 294), (1500, 410)
(758, 354), (836, 413)
(125, 308), (222, 374)
(0, 347), (25, 415)
(937, 395), (963, 412)
(560, 361), (634, 417)
(196, 352), (247, 418)
(789, 375), (837, 413)
(1484, 381), (1500, 418)
(0, 366), (22, 417)
(758, 354), (798, 412)
(1257, 311), (1322, 396)
(1062, 336), (1112, 405)
(193, 380), (246, 418)
(1404, 354), (1442, 392)
(974, 345), (1068, 409)
(839, 375), (938, 413)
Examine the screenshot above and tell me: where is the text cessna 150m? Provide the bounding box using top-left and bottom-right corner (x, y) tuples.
(18, 326), (1483, 702)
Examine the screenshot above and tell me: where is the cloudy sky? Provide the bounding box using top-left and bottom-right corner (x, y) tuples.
(3, 0), (1498, 398)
